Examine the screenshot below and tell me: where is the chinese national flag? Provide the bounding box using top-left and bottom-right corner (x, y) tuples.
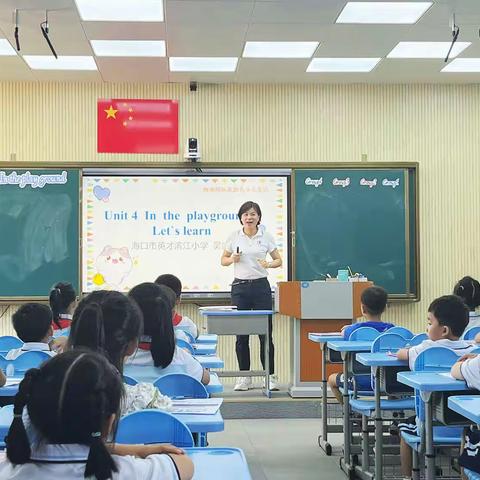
(97, 99), (178, 154)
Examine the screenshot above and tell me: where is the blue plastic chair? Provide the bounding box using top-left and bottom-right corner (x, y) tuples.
(371, 333), (408, 353)
(347, 327), (382, 341)
(123, 375), (138, 386)
(154, 373), (208, 399)
(116, 409), (194, 447)
(386, 326), (414, 340)
(408, 333), (428, 346)
(0, 336), (22, 355)
(176, 338), (195, 355)
(463, 326), (480, 341)
(11, 351), (51, 374)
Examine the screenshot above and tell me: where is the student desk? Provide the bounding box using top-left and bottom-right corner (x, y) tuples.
(196, 355), (224, 369)
(308, 333), (343, 455)
(184, 448), (251, 480)
(448, 395), (480, 423)
(192, 344), (217, 356)
(0, 378), (22, 397)
(397, 371), (469, 480)
(327, 340), (373, 477)
(200, 309), (274, 398)
(196, 334), (218, 344)
(0, 405), (224, 448)
(356, 353), (409, 480)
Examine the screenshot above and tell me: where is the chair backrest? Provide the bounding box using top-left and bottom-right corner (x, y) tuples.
(408, 333), (428, 346)
(154, 373), (208, 399)
(462, 326), (480, 341)
(123, 375), (138, 386)
(176, 338), (195, 355)
(348, 327), (381, 341)
(386, 326), (414, 340)
(175, 328), (195, 344)
(12, 351), (51, 374)
(116, 409), (194, 447)
(371, 333), (408, 353)
(0, 336), (23, 354)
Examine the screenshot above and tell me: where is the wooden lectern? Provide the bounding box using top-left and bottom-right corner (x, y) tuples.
(276, 280), (373, 397)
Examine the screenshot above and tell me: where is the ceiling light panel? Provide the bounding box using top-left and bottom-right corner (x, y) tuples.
(307, 58), (381, 72)
(91, 40), (166, 57)
(169, 57), (238, 72)
(336, 2), (432, 24)
(388, 41), (471, 58)
(0, 39), (16, 56)
(23, 56), (97, 70)
(243, 41), (319, 58)
(442, 58), (480, 73)
(75, 0), (164, 22)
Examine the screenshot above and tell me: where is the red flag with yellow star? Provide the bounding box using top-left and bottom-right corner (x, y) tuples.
(97, 99), (178, 153)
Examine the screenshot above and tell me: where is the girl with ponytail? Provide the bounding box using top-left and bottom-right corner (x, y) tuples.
(49, 282), (77, 335)
(126, 282), (210, 385)
(0, 350), (193, 480)
(454, 276), (480, 328)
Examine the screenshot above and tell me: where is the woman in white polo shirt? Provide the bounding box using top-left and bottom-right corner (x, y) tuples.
(221, 201), (282, 392)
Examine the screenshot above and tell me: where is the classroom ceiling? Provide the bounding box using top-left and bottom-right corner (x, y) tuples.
(1, 0), (480, 83)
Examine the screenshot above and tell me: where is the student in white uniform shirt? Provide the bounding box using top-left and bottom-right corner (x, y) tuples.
(453, 276), (480, 329)
(126, 282), (210, 385)
(396, 295), (476, 478)
(0, 350), (193, 480)
(221, 201), (283, 392)
(49, 281), (78, 337)
(68, 290), (172, 414)
(155, 274), (199, 340)
(6, 304), (55, 360)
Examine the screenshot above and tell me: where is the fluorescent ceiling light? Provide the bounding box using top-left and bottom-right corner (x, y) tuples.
(388, 41), (470, 58)
(169, 57), (238, 72)
(337, 2), (432, 24)
(307, 58), (381, 72)
(74, 0), (164, 22)
(442, 58), (480, 72)
(243, 41), (319, 58)
(23, 55), (97, 70)
(0, 39), (16, 56)
(91, 40), (166, 57)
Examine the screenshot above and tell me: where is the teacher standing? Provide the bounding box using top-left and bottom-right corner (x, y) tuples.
(221, 201), (283, 392)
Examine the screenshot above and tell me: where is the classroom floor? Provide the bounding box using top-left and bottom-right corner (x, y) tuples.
(209, 418), (346, 480)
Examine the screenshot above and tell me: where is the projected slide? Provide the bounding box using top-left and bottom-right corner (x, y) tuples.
(82, 176), (288, 293)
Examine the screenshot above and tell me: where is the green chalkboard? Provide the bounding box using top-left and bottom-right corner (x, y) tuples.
(294, 168), (418, 298)
(0, 169), (79, 298)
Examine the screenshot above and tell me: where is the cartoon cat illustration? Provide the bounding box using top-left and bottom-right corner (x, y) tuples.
(96, 246), (133, 287)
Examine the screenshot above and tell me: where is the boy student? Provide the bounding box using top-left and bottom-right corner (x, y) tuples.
(155, 274), (198, 339)
(327, 285), (391, 404)
(7, 303), (56, 360)
(396, 295), (476, 478)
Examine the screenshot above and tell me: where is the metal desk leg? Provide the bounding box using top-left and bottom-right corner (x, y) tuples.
(361, 414), (369, 470)
(340, 351), (354, 477)
(264, 315), (271, 399)
(374, 366), (382, 480)
(421, 391), (435, 480)
(319, 343), (332, 455)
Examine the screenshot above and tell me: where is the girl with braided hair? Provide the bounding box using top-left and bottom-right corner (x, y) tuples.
(0, 350), (193, 479)
(454, 276), (480, 328)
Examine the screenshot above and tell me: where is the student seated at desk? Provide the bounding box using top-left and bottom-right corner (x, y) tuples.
(396, 295), (476, 479)
(69, 290), (172, 415)
(0, 350), (193, 480)
(155, 274), (199, 340)
(327, 285), (391, 404)
(6, 304), (56, 360)
(49, 282), (77, 336)
(127, 282), (210, 385)
(453, 276), (480, 329)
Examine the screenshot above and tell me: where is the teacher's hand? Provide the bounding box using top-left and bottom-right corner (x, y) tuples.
(257, 259), (269, 268)
(232, 252), (241, 263)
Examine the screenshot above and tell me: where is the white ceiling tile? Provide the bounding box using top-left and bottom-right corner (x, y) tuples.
(96, 57), (169, 82)
(82, 22), (167, 40)
(0, 57), (35, 80)
(166, 1), (254, 25)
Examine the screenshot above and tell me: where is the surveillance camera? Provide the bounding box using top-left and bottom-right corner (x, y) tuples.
(189, 81), (197, 92)
(184, 137), (201, 162)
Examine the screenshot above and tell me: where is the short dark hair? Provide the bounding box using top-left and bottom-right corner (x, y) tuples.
(453, 276), (480, 311)
(6, 349), (123, 480)
(155, 274), (182, 298)
(237, 201), (262, 224)
(428, 295), (469, 337)
(69, 290), (143, 374)
(49, 282), (77, 329)
(12, 303), (52, 342)
(361, 286), (388, 316)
